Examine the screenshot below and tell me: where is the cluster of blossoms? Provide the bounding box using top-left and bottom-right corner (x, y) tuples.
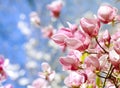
(51, 3), (120, 88)
(28, 0), (120, 88)
(28, 62), (55, 88)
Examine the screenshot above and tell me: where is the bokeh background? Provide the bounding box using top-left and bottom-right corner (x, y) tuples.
(0, 0), (120, 88)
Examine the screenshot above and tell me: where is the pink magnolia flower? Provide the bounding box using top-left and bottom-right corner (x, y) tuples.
(80, 17), (100, 37)
(39, 62), (55, 81)
(52, 23), (78, 51)
(65, 30), (90, 51)
(64, 72), (87, 88)
(52, 27), (73, 45)
(47, 0), (63, 18)
(51, 28), (72, 51)
(97, 4), (118, 24)
(59, 50), (81, 70)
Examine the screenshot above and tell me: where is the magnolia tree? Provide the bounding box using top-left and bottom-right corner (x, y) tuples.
(1, 0), (120, 88)
(27, 1), (120, 88)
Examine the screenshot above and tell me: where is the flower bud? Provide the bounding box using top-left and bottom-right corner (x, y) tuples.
(97, 4), (117, 24)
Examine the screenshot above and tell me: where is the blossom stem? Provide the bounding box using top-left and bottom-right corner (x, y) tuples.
(95, 37), (109, 54)
(101, 67), (118, 87)
(84, 51), (98, 54)
(102, 64), (113, 88)
(109, 67), (118, 88)
(110, 76), (118, 88)
(97, 74), (106, 78)
(101, 71), (107, 74)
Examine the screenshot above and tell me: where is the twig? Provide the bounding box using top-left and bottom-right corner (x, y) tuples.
(95, 37), (109, 54)
(102, 64), (113, 88)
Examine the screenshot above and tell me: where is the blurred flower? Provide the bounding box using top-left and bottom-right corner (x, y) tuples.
(30, 11), (40, 26)
(47, 0), (63, 18)
(39, 62), (55, 81)
(41, 25), (54, 38)
(4, 84), (13, 88)
(18, 77), (30, 86)
(18, 21), (31, 36)
(0, 55), (9, 82)
(28, 78), (48, 88)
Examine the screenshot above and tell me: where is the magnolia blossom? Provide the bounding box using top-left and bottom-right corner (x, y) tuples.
(97, 4), (118, 24)
(64, 72), (87, 88)
(52, 23), (78, 51)
(52, 28), (73, 44)
(52, 22), (90, 51)
(59, 50), (81, 70)
(47, 0), (63, 18)
(65, 30), (90, 51)
(51, 28), (72, 51)
(80, 17), (100, 37)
